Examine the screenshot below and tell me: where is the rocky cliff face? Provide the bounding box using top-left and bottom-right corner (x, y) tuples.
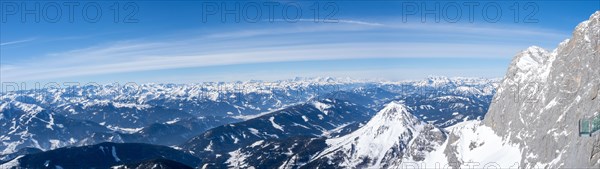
(484, 11), (600, 168)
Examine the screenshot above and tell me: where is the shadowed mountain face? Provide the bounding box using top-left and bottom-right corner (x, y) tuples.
(180, 99), (375, 162)
(0, 142), (201, 169)
(112, 158), (194, 169)
(0, 147), (42, 164)
(119, 116), (235, 146)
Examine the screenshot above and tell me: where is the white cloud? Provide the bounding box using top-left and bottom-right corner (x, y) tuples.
(336, 19), (384, 26)
(0, 21), (567, 82)
(270, 19), (384, 27)
(0, 38), (35, 46)
(0, 42), (523, 81)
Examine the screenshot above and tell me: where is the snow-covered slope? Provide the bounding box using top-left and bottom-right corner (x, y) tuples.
(307, 101), (446, 168)
(0, 142), (200, 169)
(0, 102), (115, 154)
(429, 121), (521, 168)
(181, 98), (374, 166)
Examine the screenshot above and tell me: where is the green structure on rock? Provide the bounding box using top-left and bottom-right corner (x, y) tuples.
(580, 115), (600, 136)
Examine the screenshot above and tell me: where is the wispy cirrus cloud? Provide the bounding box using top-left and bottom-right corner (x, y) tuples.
(0, 38), (36, 46)
(270, 19), (384, 26)
(0, 20), (569, 82)
(335, 19), (384, 26)
(0, 46), (520, 82)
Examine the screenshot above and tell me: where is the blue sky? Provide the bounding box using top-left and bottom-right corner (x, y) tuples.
(0, 0), (598, 85)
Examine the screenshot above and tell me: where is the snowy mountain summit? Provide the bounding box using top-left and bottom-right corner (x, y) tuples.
(309, 101), (446, 168)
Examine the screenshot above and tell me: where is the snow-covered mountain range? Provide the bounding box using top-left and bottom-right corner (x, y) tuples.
(0, 76), (497, 167)
(1, 10), (597, 169)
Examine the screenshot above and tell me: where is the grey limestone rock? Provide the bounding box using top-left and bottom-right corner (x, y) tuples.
(484, 11), (600, 168)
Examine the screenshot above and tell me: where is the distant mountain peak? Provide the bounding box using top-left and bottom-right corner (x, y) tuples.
(375, 101), (416, 123)
(313, 101), (432, 168)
